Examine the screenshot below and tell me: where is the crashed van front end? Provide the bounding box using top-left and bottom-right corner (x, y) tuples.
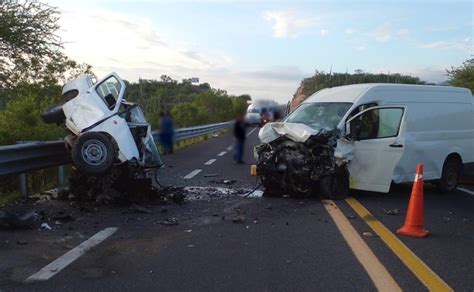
(254, 101), (354, 199)
(255, 123), (350, 199)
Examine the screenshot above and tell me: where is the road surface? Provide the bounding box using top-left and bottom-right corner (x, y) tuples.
(1, 128), (473, 291)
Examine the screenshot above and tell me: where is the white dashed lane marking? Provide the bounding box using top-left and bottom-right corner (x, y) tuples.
(218, 151), (226, 156)
(226, 146), (232, 151)
(247, 127), (257, 137)
(458, 187), (474, 196)
(204, 159), (216, 165)
(183, 169), (202, 179)
(25, 227), (118, 282)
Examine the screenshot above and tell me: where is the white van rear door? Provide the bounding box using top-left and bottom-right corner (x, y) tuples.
(346, 106), (406, 193)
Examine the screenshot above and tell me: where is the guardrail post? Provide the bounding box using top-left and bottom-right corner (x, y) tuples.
(58, 165), (65, 187)
(19, 173), (27, 197)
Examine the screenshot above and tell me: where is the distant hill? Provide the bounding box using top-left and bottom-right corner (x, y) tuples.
(289, 70), (426, 111)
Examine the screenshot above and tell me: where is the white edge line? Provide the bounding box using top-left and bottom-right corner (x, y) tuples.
(183, 169), (202, 179)
(204, 159), (217, 165)
(25, 227), (118, 282)
(457, 187), (474, 196)
(217, 151), (226, 156)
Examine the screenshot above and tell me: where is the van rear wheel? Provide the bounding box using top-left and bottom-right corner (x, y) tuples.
(437, 157), (461, 193)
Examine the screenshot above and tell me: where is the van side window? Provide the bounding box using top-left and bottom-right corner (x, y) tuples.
(353, 108), (403, 140)
(347, 103), (378, 120)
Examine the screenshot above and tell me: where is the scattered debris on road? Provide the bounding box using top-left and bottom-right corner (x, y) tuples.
(41, 223), (52, 230)
(52, 211), (75, 222)
(0, 210), (35, 230)
(129, 204), (152, 214)
(210, 179), (237, 185)
(232, 207), (245, 223)
(204, 174), (219, 178)
(383, 208), (400, 215)
(159, 218), (179, 226)
(362, 231), (379, 238)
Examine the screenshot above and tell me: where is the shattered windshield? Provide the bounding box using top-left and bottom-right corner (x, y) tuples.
(285, 102), (352, 130)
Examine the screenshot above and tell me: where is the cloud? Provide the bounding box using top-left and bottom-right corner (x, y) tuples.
(263, 10), (317, 38)
(320, 29), (329, 37)
(371, 22), (392, 43)
(57, 8), (302, 102)
(344, 28), (355, 35)
(418, 40), (473, 53)
(355, 45), (367, 51)
(59, 9), (232, 77)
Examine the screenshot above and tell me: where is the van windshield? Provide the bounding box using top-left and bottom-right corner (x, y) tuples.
(285, 102), (352, 130)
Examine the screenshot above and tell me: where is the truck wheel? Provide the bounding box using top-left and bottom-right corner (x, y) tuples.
(320, 167), (350, 200)
(437, 157), (461, 193)
(72, 132), (115, 175)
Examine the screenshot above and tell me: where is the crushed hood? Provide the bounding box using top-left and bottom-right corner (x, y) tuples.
(258, 122), (321, 143)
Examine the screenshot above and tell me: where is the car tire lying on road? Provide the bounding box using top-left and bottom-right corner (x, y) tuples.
(437, 156), (461, 193)
(319, 167), (350, 200)
(72, 132), (116, 175)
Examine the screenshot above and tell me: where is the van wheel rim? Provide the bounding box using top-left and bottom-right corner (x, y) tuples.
(446, 170), (457, 188)
(81, 139), (107, 166)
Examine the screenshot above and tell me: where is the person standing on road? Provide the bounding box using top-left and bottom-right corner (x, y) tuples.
(159, 111), (175, 154)
(233, 115), (246, 164)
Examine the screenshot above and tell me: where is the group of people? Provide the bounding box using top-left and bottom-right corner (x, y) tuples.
(157, 111), (250, 164)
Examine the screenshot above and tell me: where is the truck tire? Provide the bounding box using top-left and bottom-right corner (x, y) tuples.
(72, 132), (115, 175)
(437, 157), (461, 193)
(320, 167), (350, 200)
(41, 104), (65, 124)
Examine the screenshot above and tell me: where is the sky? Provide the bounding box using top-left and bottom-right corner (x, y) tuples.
(48, 0), (473, 103)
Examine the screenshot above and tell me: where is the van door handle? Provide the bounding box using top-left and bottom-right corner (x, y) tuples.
(389, 143), (403, 148)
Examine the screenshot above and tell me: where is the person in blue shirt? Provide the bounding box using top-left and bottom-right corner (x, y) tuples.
(159, 111), (175, 154)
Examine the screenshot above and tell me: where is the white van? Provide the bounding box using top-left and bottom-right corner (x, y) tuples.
(258, 83), (474, 196)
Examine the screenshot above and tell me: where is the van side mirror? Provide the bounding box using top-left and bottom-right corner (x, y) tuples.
(346, 119), (361, 141)
(345, 122), (352, 139)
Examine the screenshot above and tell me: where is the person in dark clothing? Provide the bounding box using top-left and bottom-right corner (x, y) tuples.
(233, 115), (246, 163)
(159, 111), (175, 154)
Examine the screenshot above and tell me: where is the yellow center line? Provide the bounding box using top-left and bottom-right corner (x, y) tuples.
(322, 200), (402, 291)
(345, 197), (452, 292)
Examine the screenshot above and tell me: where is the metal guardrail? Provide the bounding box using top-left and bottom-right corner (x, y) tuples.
(152, 121), (231, 143)
(0, 121), (232, 177)
(0, 121), (231, 195)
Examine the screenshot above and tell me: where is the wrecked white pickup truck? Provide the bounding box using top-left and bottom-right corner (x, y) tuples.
(255, 84), (474, 199)
(41, 73), (163, 201)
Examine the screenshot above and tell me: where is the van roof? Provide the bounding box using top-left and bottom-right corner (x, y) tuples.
(303, 83), (472, 103)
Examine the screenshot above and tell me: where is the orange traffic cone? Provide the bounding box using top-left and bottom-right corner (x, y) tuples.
(397, 163), (429, 238)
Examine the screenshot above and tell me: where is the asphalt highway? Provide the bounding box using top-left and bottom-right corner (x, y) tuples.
(1, 127), (473, 291)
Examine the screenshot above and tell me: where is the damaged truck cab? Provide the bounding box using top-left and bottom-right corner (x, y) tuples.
(42, 72), (163, 175)
(256, 84), (474, 198)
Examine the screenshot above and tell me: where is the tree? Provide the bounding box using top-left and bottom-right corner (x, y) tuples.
(446, 58), (474, 92)
(232, 95), (250, 117)
(0, 0), (91, 90)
